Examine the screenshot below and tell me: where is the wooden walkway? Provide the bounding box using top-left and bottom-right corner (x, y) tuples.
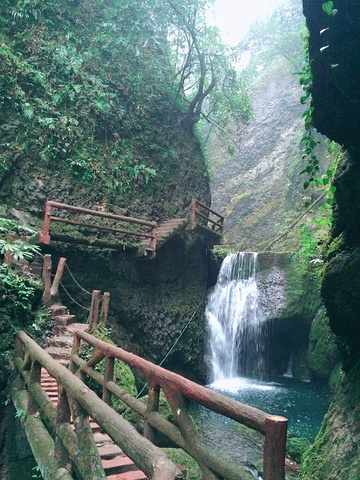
(39, 199), (224, 257)
(42, 306), (148, 480)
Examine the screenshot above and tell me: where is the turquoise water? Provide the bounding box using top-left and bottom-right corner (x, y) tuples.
(207, 376), (331, 440)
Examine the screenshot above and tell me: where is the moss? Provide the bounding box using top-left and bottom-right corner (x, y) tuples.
(299, 361), (360, 480)
(124, 391), (178, 447)
(286, 436), (311, 464)
(162, 448), (202, 480)
(81, 327), (137, 413)
(307, 307), (340, 383)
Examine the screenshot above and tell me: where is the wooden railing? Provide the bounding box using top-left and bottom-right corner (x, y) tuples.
(12, 331), (183, 480)
(190, 198), (224, 235)
(39, 200), (158, 251)
(13, 330), (287, 480)
(70, 329), (287, 480)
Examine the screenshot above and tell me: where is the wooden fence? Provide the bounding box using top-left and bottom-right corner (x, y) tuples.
(12, 331), (183, 480)
(70, 330), (287, 480)
(190, 198), (224, 235)
(13, 330), (287, 480)
(39, 200), (158, 250)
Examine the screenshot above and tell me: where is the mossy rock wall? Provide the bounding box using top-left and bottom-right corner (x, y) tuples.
(47, 231), (209, 383)
(300, 1), (360, 477)
(300, 361), (360, 480)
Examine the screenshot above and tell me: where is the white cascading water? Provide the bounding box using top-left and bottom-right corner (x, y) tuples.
(205, 252), (267, 383)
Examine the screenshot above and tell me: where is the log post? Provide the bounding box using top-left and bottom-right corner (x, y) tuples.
(71, 398), (107, 479)
(69, 334), (81, 374)
(55, 384), (72, 469)
(99, 292), (110, 328)
(39, 200), (52, 244)
(102, 356), (114, 406)
(144, 386), (160, 444)
(150, 226), (158, 252)
(42, 254), (52, 307)
(190, 198), (197, 229)
(263, 414), (288, 480)
(88, 290), (101, 333)
(50, 257), (67, 300)
(27, 360), (42, 415)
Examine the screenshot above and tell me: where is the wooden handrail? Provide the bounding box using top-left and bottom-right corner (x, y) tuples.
(72, 329), (287, 480)
(40, 200), (157, 247)
(190, 198), (224, 235)
(13, 331), (183, 480)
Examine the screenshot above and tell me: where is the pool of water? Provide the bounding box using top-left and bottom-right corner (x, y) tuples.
(208, 376), (331, 440)
(189, 376), (331, 466)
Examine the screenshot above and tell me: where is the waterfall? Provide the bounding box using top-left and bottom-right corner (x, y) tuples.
(205, 252), (267, 383)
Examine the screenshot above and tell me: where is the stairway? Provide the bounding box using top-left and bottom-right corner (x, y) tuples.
(42, 306), (148, 480)
(140, 218), (187, 252)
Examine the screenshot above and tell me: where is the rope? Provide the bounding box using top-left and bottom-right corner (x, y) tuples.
(59, 281), (91, 312)
(65, 264), (92, 296)
(135, 298), (204, 399)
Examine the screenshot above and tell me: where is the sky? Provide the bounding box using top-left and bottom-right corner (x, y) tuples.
(211, 0), (278, 45)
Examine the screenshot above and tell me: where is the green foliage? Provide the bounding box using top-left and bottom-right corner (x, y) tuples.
(286, 435), (311, 464)
(322, 1), (338, 16)
(80, 325), (137, 413)
(162, 448), (202, 480)
(0, 217), (40, 261)
(0, 0), (250, 198)
(240, 0), (306, 73)
(0, 264), (43, 391)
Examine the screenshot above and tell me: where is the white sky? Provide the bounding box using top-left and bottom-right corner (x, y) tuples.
(211, 0), (278, 45)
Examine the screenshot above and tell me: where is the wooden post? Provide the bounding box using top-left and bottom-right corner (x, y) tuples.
(69, 334), (81, 374)
(144, 386), (160, 444)
(55, 384), (72, 469)
(150, 226), (157, 253)
(71, 398), (107, 479)
(190, 198), (196, 229)
(88, 290), (101, 333)
(50, 257), (67, 300)
(102, 357), (115, 405)
(263, 414), (288, 480)
(27, 360), (42, 415)
(99, 292), (110, 327)
(39, 200), (52, 244)
(42, 254), (52, 306)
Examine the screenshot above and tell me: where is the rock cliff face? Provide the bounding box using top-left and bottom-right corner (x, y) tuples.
(209, 57), (329, 252)
(300, 1), (360, 478)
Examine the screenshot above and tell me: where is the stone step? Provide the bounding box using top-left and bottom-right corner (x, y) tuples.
(50, 303), (68, 316)
(54, 314), (76, 326)
(97, 443), (124, 460)
(47, 335), (74, 348)
(45, 345), (72, 360)
(66, 323), (88, 334)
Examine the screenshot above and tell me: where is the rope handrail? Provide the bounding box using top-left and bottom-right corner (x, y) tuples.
(65, 263), (92, 296)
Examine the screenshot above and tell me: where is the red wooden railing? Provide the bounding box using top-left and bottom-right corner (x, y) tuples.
(190, 198), (224, 234)
(39, 200), (158, 250)
(70, 329), (288, 480)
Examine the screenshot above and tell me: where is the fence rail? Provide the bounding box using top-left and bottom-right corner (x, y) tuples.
(39, 200), (158, 251)
(70, 329), (287, 480)
(12, 331), (183, 480)
(190, 198), (224, 235)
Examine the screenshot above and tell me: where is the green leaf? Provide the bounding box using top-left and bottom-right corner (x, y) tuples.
(303, 181), (310, 190)
(329, 185), (337, 193)
(322, 1), (337, 16)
